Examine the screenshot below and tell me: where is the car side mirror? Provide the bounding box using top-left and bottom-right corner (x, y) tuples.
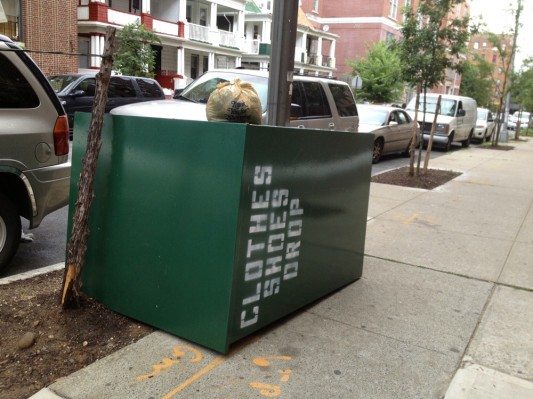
(457, 109), (466, 117)
(389, 121), (398, 126)
(290, 103), (303, 120)
(69, 89), (86, 98)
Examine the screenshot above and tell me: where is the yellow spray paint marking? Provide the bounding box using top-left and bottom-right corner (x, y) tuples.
(279, 369), (292, 383)
(136, 345), (204, 381)
(162, 356), (225, 399)
(172, 345), (203, 363)
(249, 382), (282, 398)
(252, 356), (292, 367)
(137, 358), (178, 381)
(402, 213), (421, 225)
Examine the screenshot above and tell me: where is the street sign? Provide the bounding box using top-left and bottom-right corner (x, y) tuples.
(351, 75), (363, 90)
(69, 114), (373, 353)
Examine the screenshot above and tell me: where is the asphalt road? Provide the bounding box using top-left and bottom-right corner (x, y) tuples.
(0, 143), (463, 278)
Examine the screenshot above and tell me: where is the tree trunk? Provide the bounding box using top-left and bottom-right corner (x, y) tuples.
(416, 86), (427, 176)
(515, 109), (522, 140)
(61, 27), (117, 308)
(423, 95), (441, 173)
(409, 86), (421, 176)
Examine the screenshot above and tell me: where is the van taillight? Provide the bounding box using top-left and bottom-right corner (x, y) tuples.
(53, 115), (69, 156)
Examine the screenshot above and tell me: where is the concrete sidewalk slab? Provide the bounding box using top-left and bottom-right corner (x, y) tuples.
(369, 182), (426, 202)
(365, 218), (513, 281)
(455, 172), (533, 195)
(445, 363), (533, 399)
(309, 257), (492, 355)
(466, 286), (533, 380)
(516, 205), (533, 244)
(499, 242), (533, 290)
(367, 196), (408, 220)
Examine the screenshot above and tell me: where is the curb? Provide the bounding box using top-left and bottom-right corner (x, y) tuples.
(28, 388), (65, 399)
(0, 262), (64, 285)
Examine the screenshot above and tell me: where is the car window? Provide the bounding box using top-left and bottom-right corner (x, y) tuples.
(75, 78), (96, 96)
(136, 78), (163, 98)
(358, 107), (388, 125)
(328, 83), (358, 117)
(291, 81), (304, 118)
(0, 53), (40, 108)
(300, 81), (331, 118)
(109, 77), (136, 98)
(400, 110), (412, 123)
(48, 75), (78, 93)
(397, 111), (408, 124)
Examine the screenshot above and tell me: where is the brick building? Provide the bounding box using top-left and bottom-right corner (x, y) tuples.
(0, 0), (78, 75)
(468, 32), (512, 106)
(300, 0), (415, 78)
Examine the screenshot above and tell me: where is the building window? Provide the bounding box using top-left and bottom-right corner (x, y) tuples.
(191, 54), (199, 79)
(482, 42), (487, 47)
(473, 42), (479, 49)
(389, 0), (398, 19)
(313, 0), (319, 12)
(0, 0), (20, 41)
(199, 7), (207, 26)
(78, 37), (90, 69)
(492, 54), (497, 63)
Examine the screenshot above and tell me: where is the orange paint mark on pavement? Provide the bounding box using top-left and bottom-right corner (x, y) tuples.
(137, 358), (177, 382)
(279, 368), (292, 383)
(162, 356), (225, 399)
(249, 382), (282, 397)
(252, 356), (292, 368)
(173, 345), (203, 363)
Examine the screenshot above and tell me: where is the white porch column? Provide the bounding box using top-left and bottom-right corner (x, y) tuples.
(317, 37), (323, 66)
(176, 46), (186, 89)
(210, 3), (217, 29)
(179, 0), (186, 21)
(236, 56), (242, 67)
(208, 52), (215, 70)
(141, 0), (150, 14)
(329, 40), (336, 69)
(237, 11), (245, 35)
(302, 32), (308, 63)
(90, 35), (99, 68)
(260, 61), (269, 71)
(98, 35), (105, 67)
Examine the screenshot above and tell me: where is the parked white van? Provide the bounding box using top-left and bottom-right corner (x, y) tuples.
(406, 94), (477, 151)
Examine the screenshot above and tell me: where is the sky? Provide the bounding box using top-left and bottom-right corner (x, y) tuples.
(469, 0), (533, 70)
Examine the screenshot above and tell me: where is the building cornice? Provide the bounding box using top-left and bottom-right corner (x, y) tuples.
(306, 15), (402, 32)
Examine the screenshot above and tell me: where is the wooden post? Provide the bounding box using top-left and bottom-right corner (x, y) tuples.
(61, 27), (117, 308)
(423, 95), (441, 174)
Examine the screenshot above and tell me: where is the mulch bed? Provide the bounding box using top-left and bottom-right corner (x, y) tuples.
(477, 143), (515, 151)
(372, 166), (461, 190)
(0, 271), (153, 399)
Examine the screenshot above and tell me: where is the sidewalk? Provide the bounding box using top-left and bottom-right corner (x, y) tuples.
(31, 141), (533, 399)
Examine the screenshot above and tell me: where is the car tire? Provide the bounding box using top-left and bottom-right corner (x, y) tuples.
(372, 138), (384, 164)
(444, 133), (454, 152)
(0, 193), (21, 273)
(462, 131), (472, 148)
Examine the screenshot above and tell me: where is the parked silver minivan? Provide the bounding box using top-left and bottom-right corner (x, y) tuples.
(111, 69), (359, 133)
(0, 35), (70, 272)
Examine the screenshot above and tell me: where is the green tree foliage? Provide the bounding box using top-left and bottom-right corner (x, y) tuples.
(349, 40), (403, 103)
(460, 55), (494, 108)
(511, 58), (533, 112)
(114, 23), (161, 78)
(398, 0), (471, 175)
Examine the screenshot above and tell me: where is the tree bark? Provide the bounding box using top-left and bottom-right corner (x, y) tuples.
(409, 86), (421, 176)
(416, 86), (427, 176)
(61, 27), (117, 308)
(423, 95), (441, 173)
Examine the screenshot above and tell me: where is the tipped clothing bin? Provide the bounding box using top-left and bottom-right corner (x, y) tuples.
(68, 113), (373, 353)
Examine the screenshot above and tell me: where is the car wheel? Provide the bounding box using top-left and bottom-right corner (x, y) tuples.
(444, 133), (454, 152)
(462, 131), (472, 148)
(0, 193), (21, 273)
(372, 138), (384, 164)
(403, 139), (413, 157)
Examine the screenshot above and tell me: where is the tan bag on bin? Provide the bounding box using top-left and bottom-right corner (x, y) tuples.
(206, 79), (262, 124)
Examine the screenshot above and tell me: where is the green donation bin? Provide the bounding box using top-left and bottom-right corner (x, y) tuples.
(68, 113), (373, 353)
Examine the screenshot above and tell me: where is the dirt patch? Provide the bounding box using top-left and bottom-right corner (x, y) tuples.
(478, 143), (515, 151)
(0, 271), (153, 399)
(372, 166), (461, 190)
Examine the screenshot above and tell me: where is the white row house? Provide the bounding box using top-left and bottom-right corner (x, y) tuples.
(76, 0), (338, 90)
(78, 0), (247, 89)
(242, 0), (338, 77)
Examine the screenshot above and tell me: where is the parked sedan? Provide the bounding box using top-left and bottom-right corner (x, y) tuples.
(474, 108), (496, 142)
(357, 104), (417, 163)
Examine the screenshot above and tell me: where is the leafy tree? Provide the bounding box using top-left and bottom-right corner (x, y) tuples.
(460, 55), (494, 108)
(349, 40), (403, 103)
(114, 23), (161, 78)
(399, 0), (471, 175)
(510, 58), (533, 134)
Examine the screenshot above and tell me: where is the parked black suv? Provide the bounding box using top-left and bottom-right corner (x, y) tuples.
(48, 74), (165, 135)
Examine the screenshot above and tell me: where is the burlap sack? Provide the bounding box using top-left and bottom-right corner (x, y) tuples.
(206, 79), (262, 124)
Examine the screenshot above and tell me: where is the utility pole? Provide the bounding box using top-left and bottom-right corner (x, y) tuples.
(267, 0), (299, 126)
